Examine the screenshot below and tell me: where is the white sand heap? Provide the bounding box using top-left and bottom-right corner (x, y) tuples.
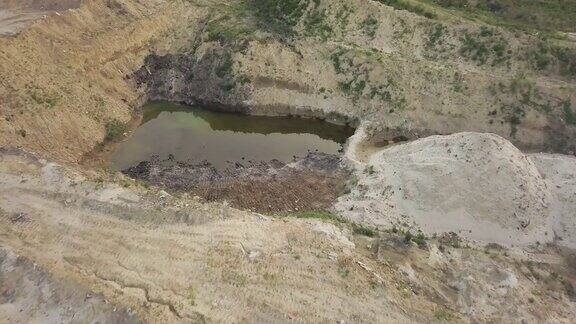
(337, 132), (575, 247)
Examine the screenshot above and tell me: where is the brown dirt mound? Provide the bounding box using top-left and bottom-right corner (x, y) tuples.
(124, 152), (350, 213)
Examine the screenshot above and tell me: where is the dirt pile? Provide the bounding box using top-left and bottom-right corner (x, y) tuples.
(337, 132), (567, 247)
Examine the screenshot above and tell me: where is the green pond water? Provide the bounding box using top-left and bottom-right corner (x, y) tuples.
(110, 101), (355, 171)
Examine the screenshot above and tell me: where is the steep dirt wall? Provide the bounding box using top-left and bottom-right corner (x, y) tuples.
(0, 0), (204, 163)
(133, 0), (576, 155)
(0, 0), (81, 10)
(1, 0), (576, 165)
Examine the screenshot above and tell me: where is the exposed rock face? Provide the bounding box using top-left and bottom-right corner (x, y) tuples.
(337, 132), (557, 246)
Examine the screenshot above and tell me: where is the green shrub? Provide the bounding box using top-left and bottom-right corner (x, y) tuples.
(376, 0), (437, 19)
(360, 16), (379, 38)
(552, 47), (576, 78)
(303, 8), (333, 40)
(426, 24), (446, 48)
(246, 0), (309, 35)
(460, 32), (489, 64)
(528, 41), (552, 70)
(215, 53), (234, 78)
(352, 224), (377, 237)
(104, 120), (126, 141)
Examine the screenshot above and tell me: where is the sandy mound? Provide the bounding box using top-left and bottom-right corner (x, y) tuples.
(337, 132), (556, 246)
(530, 153), (576, 249)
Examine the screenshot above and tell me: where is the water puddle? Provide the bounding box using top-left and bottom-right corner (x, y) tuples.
(110, 101), (355, 171)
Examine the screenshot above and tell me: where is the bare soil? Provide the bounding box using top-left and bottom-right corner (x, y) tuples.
(0, 0), (80, 36)
(123, 152), (350, 213)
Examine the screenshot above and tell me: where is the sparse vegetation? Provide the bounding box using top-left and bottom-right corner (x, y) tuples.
(552, 46), (576, 79)
(215, 52), (234, 78)
(562, 100), (575, 125)
(403, 230), (427, 247)
(376, 0), (437, 19)
(287, 210), (344, 222)
(441, 232), (461, 248)
(330, 46), (407, 107)
(245, 0), (310, 36)
(338, 265), (350, 278)
(335, 4), (353, 31)
(528, 40), (552, 71)
(303, 5), (333, 40)
(459, 28), (509, 66)
(205, 15), (253, 45)
(285, 210), (377, 237)
(426, 23), (446, 49)
(352, 225), (377, 237)
(360, 16), (379, 38)
(422, 0), (576, 32)
(434, 307), (454, 320)
(30, 92), (59, 108)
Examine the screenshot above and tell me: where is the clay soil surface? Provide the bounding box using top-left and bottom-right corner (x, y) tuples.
(124, 152), (350, 213)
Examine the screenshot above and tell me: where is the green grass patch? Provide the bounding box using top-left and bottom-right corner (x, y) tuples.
(552, 46), (576, 78)
(459, 28), (510, 66)
(30, 92), (59, 108)
(376, 0), (437, 19)
(360, 16), (379, 38)
(244, 0), (310, 36)
(421, 0), (576, 33)
(303, 7), (333, 40)
(284, 210), (377, 237)
(104, 120), (126, 141)
(562, 100), (576, 125)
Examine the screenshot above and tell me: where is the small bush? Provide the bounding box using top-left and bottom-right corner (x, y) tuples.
(552, 46), (576, 78)
(528, 41), (552, 70)
(426, 24), (446, 49)
(246, 0), (309, 36)
(215, 53), (234, 78)
(360, 16), (379, 38)
(352, 224), (377, 237)
(104, 120), (126, 141)
(303, 8), (333, 40)
(376, 0), (437, 19)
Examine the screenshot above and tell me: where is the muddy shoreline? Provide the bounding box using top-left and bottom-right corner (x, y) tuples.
(123, 152), (351, 213)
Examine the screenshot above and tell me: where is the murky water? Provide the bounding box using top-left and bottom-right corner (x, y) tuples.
(110, 101), (355, 171)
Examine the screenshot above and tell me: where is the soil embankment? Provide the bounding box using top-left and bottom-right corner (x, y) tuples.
(0, 0), (81, 36)
(1, 148), (575, 322)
